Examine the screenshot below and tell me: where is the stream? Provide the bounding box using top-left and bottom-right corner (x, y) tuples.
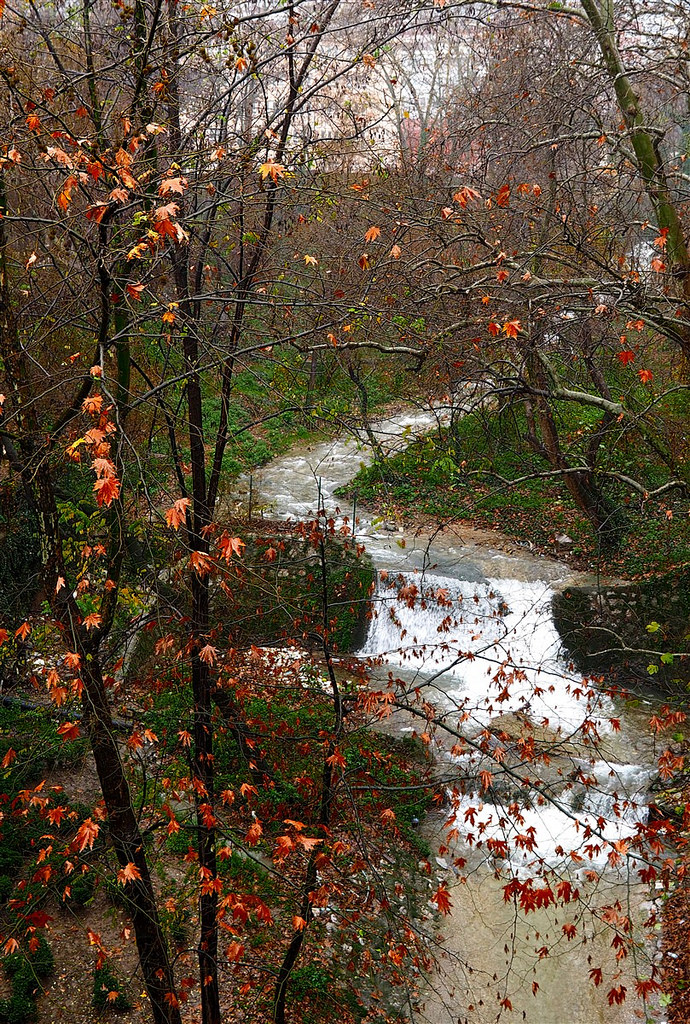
(243, 408), (663, 1024)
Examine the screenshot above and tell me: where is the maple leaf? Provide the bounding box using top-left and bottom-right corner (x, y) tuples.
(390, 244), (401, 259)
(75, 818), (99, 851)
(198, 644), (218, 666)
(117, 862), (142, 885)
(158, 176), (188, 195)
(487, 321), (500, 337)
(618, 349), (635, 365)
(361, 53), (376, 67)
(125, 281), (145, 302)
(380, 807), (396, 826)
(453, 185), (481, 207)
(502, 319), (521, 338)
(358, 253), (371, 270)
(218, 533), (245, 561)
(165, 497), (190, 530)
(15, 621), (31, 641)
(82, 393), (103, 415)
(303, 254), (318, 266)
(496, 184), (510, 207)
(441, 206), (453, 220)
(607, 985), (626, 1006)
(650, 256), (666, 273)
(85, 204), (109, 224)
(653, 227), (669, 249)
(4, 939), (19, 956)
(496, 269), (509, 283)
(93, 475), (121, 507)
(245, 820), (263, 845)
(1, 747), (16, 768)
(364, 225), (381, 242)
(154, 201), (180, 223)
(189, 550), (213, 575)
(638, 368), (654, 384)
(26, 113), (41, 132)
(57, 721), (81, 741)
(258, 159), (285, 183)
(127, 242), (148, 261)
(431, 882), (452, 915)
(0, 629), (7, 646)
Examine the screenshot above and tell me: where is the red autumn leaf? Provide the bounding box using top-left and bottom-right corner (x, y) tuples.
(93, 476), (121, 507)
(496, 184), (510, 207)
(117, 862), (142, 885)
(57, 721), (81, 741)
(189, 550), (213, 574)
(364, 225), (381, 242)
(589, 967), (603, 987)
(607, 985), (626, 1006)
(496, 268), (509, 283)
(126, 282), (145, 302)
(165, 497), (190, 530)
(431, 882), (452, 915)
(1, 747), (16, 768)
(617, 350), (635, 365)
(159, 175), (189, 195)
(75, 818), (99, 851)
(453, 185), (481, 207)
(82, 393), (103, 415)
(217, 533), (245, 561)
(85, 204), (110, 224)
(487, 321), (500, 337)
(502, 319), (521, 338)
(15, 621), (31, 641)
(638, 368), (653, 383)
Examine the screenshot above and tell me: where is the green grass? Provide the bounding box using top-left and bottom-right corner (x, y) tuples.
(343, 400), (690, 577)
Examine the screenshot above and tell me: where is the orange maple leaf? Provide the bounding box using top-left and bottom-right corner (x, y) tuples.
(57, 721), (81, 741)
(158, 176), (188, 196)
(165, 497), (190, 530)
(75, 818), (99, 851)
(431, 882), (452, 915)
(117, 862), (142, 885)
(364, 225), (381, 242)
(93, 476), (121, 507)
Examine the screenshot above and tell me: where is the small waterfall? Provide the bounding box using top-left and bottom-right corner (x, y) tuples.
(360, 571), (613, 732)
(359, 571), (653, 873)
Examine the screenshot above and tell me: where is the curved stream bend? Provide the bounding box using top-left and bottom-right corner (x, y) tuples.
(248, 409), (660, 1024)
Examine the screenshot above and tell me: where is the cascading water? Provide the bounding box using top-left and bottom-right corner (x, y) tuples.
(360, 571), (654, 875)
(251, 409), (661, 1024)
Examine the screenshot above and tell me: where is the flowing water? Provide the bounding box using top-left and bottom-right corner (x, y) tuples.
(245, 410), (663, 1024)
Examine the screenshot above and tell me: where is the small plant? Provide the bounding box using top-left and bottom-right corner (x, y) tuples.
(92, 964), (132, 1012)
(0, 937), (54, 1024)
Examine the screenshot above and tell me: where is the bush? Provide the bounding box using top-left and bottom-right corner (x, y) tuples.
(92, 965), (132, 1012)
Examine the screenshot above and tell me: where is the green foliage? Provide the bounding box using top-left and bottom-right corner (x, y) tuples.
(0, 492), (41, 629)
(290, 963), (331, 999)
(0, 937), (54, 1024)
(92, 965), (132, 1012)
